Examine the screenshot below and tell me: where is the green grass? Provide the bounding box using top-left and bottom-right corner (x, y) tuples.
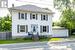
(49, 38), (62, 41)
(0, 37), (50, 44)
(0, 40), (32, 44)
(0, 37), (62, 44)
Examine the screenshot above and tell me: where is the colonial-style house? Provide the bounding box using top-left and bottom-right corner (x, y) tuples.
(9, 5), (53, 38)
(0, 0), (69, 39)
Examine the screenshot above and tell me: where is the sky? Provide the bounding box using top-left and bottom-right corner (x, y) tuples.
(1, 0), (61, 22)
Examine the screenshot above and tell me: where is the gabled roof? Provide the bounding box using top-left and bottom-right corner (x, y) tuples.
(10, 5), (53, 13)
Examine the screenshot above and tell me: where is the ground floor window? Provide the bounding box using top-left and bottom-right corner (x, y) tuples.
(43, 26), (46, 32)
(40, 26), (49, 33)
(20, 25), (25, 32)
(17, 25), (28, 33)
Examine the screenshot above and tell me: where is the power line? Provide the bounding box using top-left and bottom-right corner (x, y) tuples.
(16, 0), (53, 6)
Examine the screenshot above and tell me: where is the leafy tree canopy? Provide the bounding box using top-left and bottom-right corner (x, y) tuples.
(0, 16), (11, 32)
(60, 8), (75, 29)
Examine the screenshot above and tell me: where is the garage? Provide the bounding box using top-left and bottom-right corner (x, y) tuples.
(52, 26), (69, 37)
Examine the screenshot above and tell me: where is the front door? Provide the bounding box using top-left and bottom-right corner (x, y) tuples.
(31, 24), (38, 35)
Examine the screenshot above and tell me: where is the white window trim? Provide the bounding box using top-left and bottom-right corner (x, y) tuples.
(31, 13), (37, 20)
(40, 25), (49, 33)
(41, 14), (48, 21)
(19, 12), (27, 20)
(19, 25), (28, 33)
(19, 25), (25, 32)
(20, 13), (25, 19)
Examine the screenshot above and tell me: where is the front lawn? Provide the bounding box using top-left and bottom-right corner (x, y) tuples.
(49, 38), (61, 41)
(0, 37), (62, 44)
(0, 37), (49, 44)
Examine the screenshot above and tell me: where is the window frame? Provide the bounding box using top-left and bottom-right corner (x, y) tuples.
(41, 14), (48, 21)
(32, 14), (36, 19)
(43, 26), (47, 32)
(40, 25), (49, 33)
(30, 13), (38, 20)
(20, 25), (25, 32)
(17, 25), (28, 33)
(18, 12), (27, 20)
(21, 13), (24, 19)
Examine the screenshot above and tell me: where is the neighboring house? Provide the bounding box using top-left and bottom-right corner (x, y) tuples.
(9, 5), (53, 38)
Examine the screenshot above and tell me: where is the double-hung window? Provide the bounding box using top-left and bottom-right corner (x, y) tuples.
(43, 26), (46, 32)
(40, 26), (49, 33)
(21, 13), (24, 19)
(18, 12), (27, 20)
(41, 14), (48, 21)
(17, 25), (28, 33)
(20, 25), (25, 32)
(30, 13), (37, 20)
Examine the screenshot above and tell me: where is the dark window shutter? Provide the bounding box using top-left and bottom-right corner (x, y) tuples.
(17, 25), (19, 33)
(18, 12), (20, 19)
(46, 15), (48, 21)
(41, 14), (42, 20)
(26, 25), (28, 33)
(25, 13), (27, 20)
(36, 14), (38, 20)
(30, 13), (32, 19)
(47, 26), (49, 33)
(40, 26), (42, 33)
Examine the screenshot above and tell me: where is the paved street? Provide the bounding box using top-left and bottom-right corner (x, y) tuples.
(0, 41), (75, 50)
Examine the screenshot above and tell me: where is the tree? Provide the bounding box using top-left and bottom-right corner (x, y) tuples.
(53, 0), (75, 11)
(60, 8), (75, 35)
(54, 0), (75, 35)
(0, 16), (11, 32)
(54, 0), (71, 10)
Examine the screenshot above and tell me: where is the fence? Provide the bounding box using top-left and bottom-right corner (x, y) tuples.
(0, 32), (12, 40)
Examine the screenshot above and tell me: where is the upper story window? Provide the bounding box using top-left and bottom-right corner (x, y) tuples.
(41, 14), (48, 21)
(21, 13), (24, 19)
(30, 13), (37, 20)
(18, 12), (27, 20)
(32, 14), (36, 19)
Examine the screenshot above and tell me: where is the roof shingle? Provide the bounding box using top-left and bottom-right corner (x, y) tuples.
(11, 5), (53, 13)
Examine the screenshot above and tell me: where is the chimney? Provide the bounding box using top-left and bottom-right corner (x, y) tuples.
(12, 4), (14, 8)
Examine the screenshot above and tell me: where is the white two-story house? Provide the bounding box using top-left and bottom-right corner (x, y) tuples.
(9, 5), (54, 38)
(0, 0), (69, 38)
